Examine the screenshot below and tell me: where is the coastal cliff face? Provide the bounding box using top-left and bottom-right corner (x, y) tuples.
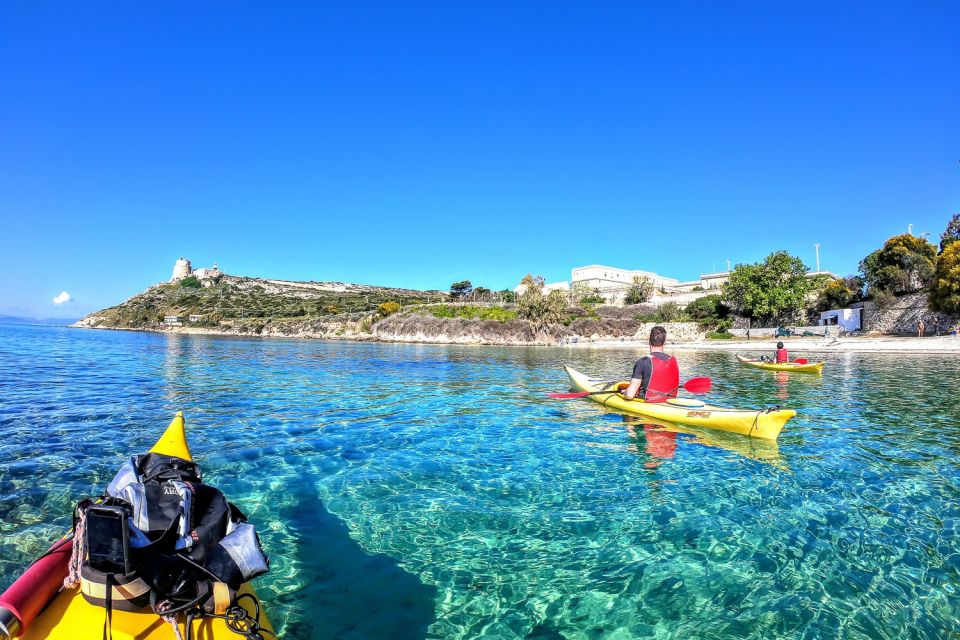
(74, 274), (708, 345)
(74, 274), (444, 335)
(860, 292), (958, 334)
(372, 313), (704, 345)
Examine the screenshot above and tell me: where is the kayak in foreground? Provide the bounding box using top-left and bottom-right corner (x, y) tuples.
(736, 354), (825, 374)
(564, 366), (795, 440)
(0, 412), (274, 640)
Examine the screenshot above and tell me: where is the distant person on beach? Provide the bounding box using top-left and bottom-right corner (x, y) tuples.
(621, 326), (679, 402)
(918, 319), (925, 337)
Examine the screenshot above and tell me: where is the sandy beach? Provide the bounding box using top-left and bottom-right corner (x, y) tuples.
(572, 334), (960, 353)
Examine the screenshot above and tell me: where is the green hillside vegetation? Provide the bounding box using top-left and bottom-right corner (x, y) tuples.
(85, 275), (445, 330)
(426, 304), (518, 322)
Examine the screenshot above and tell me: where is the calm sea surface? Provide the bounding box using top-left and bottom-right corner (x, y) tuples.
(0, 324), (958, 639)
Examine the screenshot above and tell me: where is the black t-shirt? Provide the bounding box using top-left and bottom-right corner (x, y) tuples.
(632, 352), (672, 397)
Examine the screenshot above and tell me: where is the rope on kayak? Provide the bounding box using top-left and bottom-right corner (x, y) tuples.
(749, 405), (783, 437)
(63, 506), (88, 589)
(157, 600), (184, 640)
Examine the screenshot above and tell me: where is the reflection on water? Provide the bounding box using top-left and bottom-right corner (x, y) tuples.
(775, 371), (789, 401)
(1, 325), (959, 639)
(622, 416), (784, 468)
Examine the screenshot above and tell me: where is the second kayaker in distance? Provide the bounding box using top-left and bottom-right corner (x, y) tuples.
(621, 326), (680, 402)
(762, 341), (789, 363)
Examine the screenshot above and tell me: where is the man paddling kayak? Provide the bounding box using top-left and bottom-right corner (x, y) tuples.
(621, 326), (680, 402)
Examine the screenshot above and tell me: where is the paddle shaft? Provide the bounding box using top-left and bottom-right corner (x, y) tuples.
(549, 377), (710, 399)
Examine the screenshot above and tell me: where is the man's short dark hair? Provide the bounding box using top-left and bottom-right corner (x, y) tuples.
(777, 341), (784, 349)
(649, 326), (667, 347)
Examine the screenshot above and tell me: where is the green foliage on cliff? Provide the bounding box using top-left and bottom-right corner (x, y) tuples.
(378, 301), (401, 317)
(815, 277), (863, 312)
(684, 294), (730, 327)
(940, 213), (960, 253)
(928, 242), (960, 314)
(624, 276), (653, 305)
(722, 251), (811, 324)
(570, 282), (603, 305)
(450, 280), (473, 299)
(860, 234), (937, 295)
(517, 275), (568, 329)
(428, 304), (517, 322)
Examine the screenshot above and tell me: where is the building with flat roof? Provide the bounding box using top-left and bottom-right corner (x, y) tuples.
(570, 265), (678, 291)
(193, 263), (220, 279)
(526, 264), (838, 306)
(512, 280), (570, 296)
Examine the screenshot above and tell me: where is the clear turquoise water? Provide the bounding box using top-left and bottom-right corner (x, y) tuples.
(1, 324), (958, 639)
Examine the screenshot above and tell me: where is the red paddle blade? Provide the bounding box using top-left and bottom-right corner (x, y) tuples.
(682, 377), (712, 393)
(793, 358), (809, 364)
(547, 392), (590, 399)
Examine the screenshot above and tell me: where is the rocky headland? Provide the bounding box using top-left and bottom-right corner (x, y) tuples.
(75, 272), (958, 350)
(73, 273), (708, 346)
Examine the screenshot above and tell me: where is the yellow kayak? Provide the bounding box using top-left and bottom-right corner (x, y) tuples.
(565, 366), (795, 440)
(20, 412), (273, 640)
(736, 354), (825, 374)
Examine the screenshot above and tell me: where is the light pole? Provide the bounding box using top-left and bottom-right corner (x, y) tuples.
(908, 223), (913, 236)
(814, 243), (821, 273)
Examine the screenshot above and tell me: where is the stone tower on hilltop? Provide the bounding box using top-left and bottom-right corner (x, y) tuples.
(170, 257), (192, 282)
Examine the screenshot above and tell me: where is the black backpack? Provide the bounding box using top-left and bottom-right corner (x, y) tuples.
(70, 452), (270, 636)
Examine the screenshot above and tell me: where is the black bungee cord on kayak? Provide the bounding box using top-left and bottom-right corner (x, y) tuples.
(173, 552), (275, 640)
(184, 594), (276, 640)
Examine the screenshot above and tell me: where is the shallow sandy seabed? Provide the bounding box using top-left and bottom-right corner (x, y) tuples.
(570, 334), (960, 353)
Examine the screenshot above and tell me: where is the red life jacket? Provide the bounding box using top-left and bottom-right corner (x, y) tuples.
(645, 353), (680, 402)
(775, 348), (789, 363)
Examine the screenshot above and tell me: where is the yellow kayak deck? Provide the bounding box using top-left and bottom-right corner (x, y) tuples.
(565, 366), (794, 440)
(736, 354), (825, 374)
(22, 412), (273, 640)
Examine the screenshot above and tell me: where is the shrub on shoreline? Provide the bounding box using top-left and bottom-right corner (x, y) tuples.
(428, 304), (517, 323)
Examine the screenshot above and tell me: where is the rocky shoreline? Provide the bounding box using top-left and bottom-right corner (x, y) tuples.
(73, 272), (960, 352)
(73, 317), (706, 347)
(72, 321), (960, 353)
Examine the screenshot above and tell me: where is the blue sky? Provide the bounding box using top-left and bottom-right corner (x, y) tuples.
(1, 2), (957, 316)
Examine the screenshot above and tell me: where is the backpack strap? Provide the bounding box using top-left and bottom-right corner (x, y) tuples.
(212, 582), (232, 615)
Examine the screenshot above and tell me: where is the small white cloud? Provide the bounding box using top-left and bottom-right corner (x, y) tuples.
(52, 291), (73, 306)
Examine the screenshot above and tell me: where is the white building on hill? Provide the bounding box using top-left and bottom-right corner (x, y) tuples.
(512, 280), (570, 296)
(193, 263), (220, 279)
(169, 258), (221, 283)
(521, 263), (837, 307)
(570, 265), (678, 291)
